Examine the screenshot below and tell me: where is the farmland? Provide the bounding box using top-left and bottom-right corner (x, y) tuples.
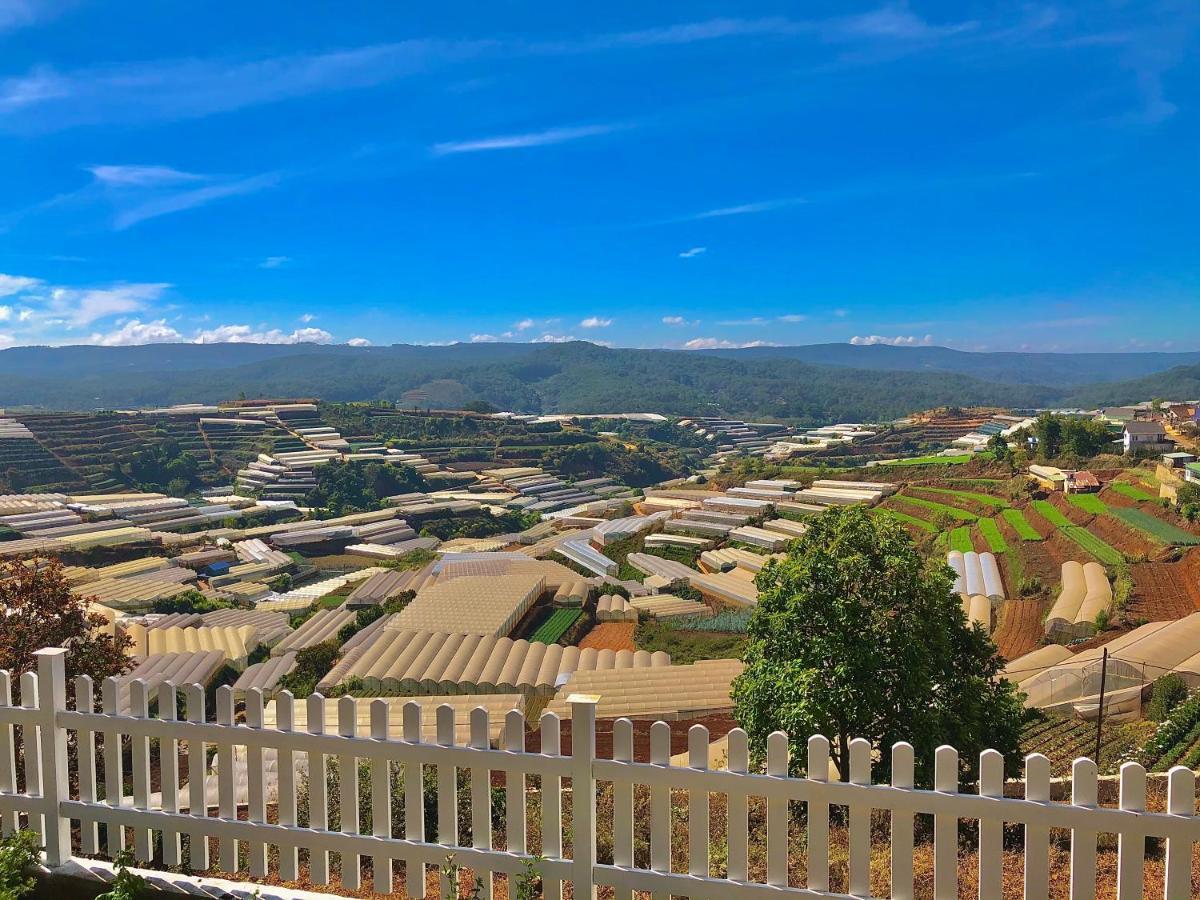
(1110, 481), (1156, 502)
(948, 526), (973, 553)
(1109, 507), (1200, 546)
(1021, 713), (1154, 777)
(1061, 526), (1125, 564)
(1001, 508), (1042, 540)
(529, 608), (584, 644)
(916, 486), (1011, 508)
(892, 494), (978, 521)
(1032, 500), (1071, 528)
(869, 507), (938, 533)
(977, 518), (1009, 553)
(1067, 493), (1107, 515)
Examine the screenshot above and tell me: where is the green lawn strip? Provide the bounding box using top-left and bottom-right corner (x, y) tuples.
(892, 494), (979, 522)
(1109, 481), (1156, 503)
(1061, 526), (1124, 565)
(915, 486), (1011, 508)
(1068, 493), (1108, 515)
(1108, 507), (1200, 546)
(977, 518), (1010, 553)
(870, 508), (938, 533)
(879, 454), (971, 466)
(1032, 500), (1072, 528)
(530, 608), (583, 643)
(1001, 508), (1042, 541)
(948, 526), (974, 553)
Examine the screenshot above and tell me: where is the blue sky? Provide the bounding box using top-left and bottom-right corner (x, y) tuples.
(0, 1), (1196, 352)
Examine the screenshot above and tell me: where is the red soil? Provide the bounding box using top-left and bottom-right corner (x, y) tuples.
(993, 598), (1047, 661)
(578, 622), (637, 652)
(1127, 562), (1198, 621)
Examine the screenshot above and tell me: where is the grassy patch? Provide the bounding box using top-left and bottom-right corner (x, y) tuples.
(530, 608), (583, 643)
(978, 518), (1009, 553)
(1110, 481), (1156, 503)
(870, 508), (938, 533)
(634, 618), (748, 664)
(1067, 493), (1108, 515)
(1062, 526), (1124, 564)
(1108, 507), (1200, 546)
(1001, 508), (1042, 541)
(916, 486), (1011, 508)
(948, 526), (974, 553)
(1032, 500), (1071, 528)
(879, 454), (972, 466)
(893, 494), (978, 522)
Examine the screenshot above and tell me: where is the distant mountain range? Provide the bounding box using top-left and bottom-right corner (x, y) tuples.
(1, 341), (1197, 423)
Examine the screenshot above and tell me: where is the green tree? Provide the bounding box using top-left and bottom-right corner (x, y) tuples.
(985, 433), (1011, 462)
(732, 506), (1024, 784)
(1032, 412), (1064, 458)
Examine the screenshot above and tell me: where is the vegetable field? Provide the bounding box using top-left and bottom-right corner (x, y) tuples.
(1140, 691), (1200, 772)
(1062, 526), (1124, 564)
(1001, 508), (1042, 541)
(1110, 481), (1156, 502)
(880, 453), (971, 466)
(1067, 493), (1108, 515)
(948, 527), (973, 553)
(894, 494), (978, 522)
(1021, 713), (1152, 777)
(1108, 507), (1200, 546)
(917, 486), (1010, 508)
(977, 518), (1009, 553)
(530, 608), (583, 644)
(1032, 500), (1071, 528)
(871, 508), (937, 533)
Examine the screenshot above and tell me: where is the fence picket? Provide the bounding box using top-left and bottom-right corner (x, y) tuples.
(890, 742), (915, 900)
(436, 703), (458, 899)
(370, 700), (393, 894)
(978, 749), (1003, 900)
(276, 691), (298, 882)
(727, 728), (749, 883)
(337, 695), (361, 891)
(74, 675), (97, 853)
(20, 671), (42, 842)
(101, 677), (124, 856)
(470, 706), (493, 900)
(0, 672), (16, 836)
(504, 709), (527, 857)
(159, 683), (181, 867)
(848, 737), (871, 897)
(1069, 757), (1097, 900)
(649, 719), (671, 900)
(689, 724), (710, 880)
(933, 744), (958, 900)
(540, 711), (563, 900)
(1164, 765), (1196, 900)
(766, 731), (789, 888)
(244, 688), (268, 878)
(216, 686), (237, 872)
(306, 693), (329, 885)
(611, 717), (633, 900)
(129, 680), (152, 862)
(806, 734), (830, 892)
(1116, 762), (1146, 900)
(402, 700), (425, 899)
(185, 683), (207, 870)
(1023, 753), (1051, 900)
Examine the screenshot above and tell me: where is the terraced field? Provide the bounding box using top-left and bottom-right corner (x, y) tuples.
(948, 526), (973, 553)
(977, 518), (1009, 553)
(1000, 508), (1042, 540)
(1021, 713), (1153, 777)
(916, 486), (1010, 508)
(1110, 481), (1156, 502)
(1061, 526), (1125, 564)
(1031, 500), (1072, 528)
(893, 494), (978, 522)
(1067, 493), (1108, 515)
(869, 508), (938, 533)
(1109, 507), (1200, 546)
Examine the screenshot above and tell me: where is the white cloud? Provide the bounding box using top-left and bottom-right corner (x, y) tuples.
(718, 317), (768, 326)
(433, 123), (621, 155)
(778, 314), (808, 322)
(849, 334), (934, 346)
(579, 316), (612, 329)
(513, 318), (536, 331)
(678, 247), (706, 259)
(0, 306), (9, 321)
(661, 315), (697, 326)
(88, 318), (183, 346)
(531, 333), (576, 343)
(0, 273), (42, 297)
(192, 324), (333, 344)
(682, 337), (779, 350)
(470, 333), (500, 343)
(111, 171), (281, 229)
(47, 282), (171, 326)
(0, 332), (13, 348)
(347, 337), (372, 347)
(655, 197), (806, 226)
(262, 256), (293, 270)
(87, 164), (205, 187)
(298, 312), (316, 323)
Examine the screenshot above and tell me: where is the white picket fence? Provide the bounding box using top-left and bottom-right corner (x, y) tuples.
(1, 648), (1199, 899)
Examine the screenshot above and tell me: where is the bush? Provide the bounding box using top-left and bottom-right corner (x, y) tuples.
(1147, 674), (1190, 722)
(0, 830), (40, 900)
(279, 641), (341, 697)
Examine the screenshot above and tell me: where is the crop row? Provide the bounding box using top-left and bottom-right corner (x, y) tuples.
(1067, 493), (1108, 515)
(1001, 508), (1042, 541)
(893, 494), (978, 522)
(1061, 526), (1125, 564)
(948, 526), (973, 553)
(1031, 500), (1071, 528)
(1141, 691), (1200, 771)
(977, 518), (1009, 553)
(530, 608), (583, 644)
(1109, 481), (1156, 502)
(1108, 507), (1200, 547)
(917, 486), (1011, 508)
(869, 508), (938, 533)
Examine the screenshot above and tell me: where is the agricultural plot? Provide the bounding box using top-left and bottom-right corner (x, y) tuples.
(1031, 500), (1071, 528)
(1139, 692), (1200, 772)
(1021, 713), (1152, 777)
(916, 486), (1010, 508)
(530, 608), (583, 644)
(870, 508), (937, 533)
(948, 527), (973, 553)
(579, 622), (636, 651)
(977, 518), (1009, 553)
(1108, 507), (1200, 546)
(1000, 508), (1042, 541)
(1067, 493), (1108, 515)
(1061, 526), (1124, 564)
(992, 599), (1044, 660)
(1110, 481), (1156, 502)
(893, 494), (978, 522)
(879, 453), (971, 466)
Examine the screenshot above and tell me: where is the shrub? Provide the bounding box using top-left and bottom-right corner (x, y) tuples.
(0, 830), (40, 900)
(1146, 674), (1190, 722)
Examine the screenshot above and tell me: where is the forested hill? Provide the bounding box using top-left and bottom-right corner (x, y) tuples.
(0, 341), (1194, 423)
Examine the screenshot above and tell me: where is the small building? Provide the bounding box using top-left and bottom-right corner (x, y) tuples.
(1165, 404), (1197, 424)
(1162, 451), (1198, 469)
(1066, 471), (1100, 493)
(1029, 464), (1069, 492)
(1123, 422), (1172, 454)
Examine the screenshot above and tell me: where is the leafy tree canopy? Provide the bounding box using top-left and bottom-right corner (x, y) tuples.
(732, 506), (1024, 785)
(306, 460), (427, 517)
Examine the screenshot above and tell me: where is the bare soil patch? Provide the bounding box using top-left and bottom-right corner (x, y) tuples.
(993, 598), (1046, 661)
(578, 622), (637, 652)
(1127, 561), (1198, 620)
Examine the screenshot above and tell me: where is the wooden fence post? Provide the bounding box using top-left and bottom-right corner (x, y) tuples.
(34, 648), (70, 867)
(569, 694), (598, 900)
